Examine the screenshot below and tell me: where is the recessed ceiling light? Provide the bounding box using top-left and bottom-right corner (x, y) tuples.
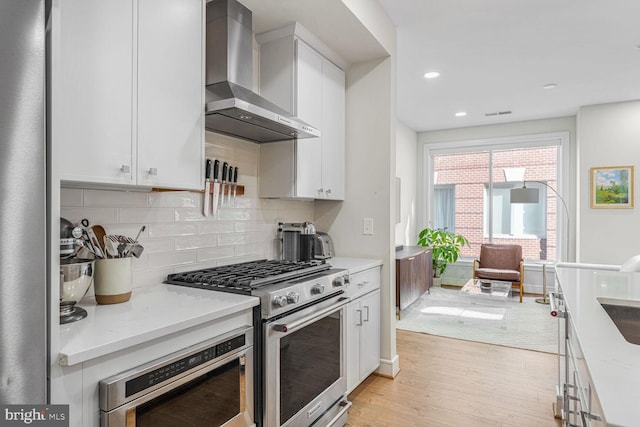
(543, 83), (558, 90)
(423, 71), (440, 79)
(455, 111), (467, 117)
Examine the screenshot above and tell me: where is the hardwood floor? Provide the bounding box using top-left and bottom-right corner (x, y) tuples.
(346, 330), (561, 427)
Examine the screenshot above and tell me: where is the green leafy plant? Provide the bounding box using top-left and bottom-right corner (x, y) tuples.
(417, 227), (470, 277)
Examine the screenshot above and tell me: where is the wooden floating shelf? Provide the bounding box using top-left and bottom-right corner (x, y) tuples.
(152, 185), (245, 196)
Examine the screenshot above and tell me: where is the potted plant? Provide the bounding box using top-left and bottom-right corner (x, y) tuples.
(417, 227), (470, 279)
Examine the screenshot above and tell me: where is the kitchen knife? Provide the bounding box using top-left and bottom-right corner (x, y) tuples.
(203, 159), (212, 216)
(212, 159), (221, 216)
(220, 161), (228, 208)
(227, 164), (234, 205)
(232, 167), (238, 204)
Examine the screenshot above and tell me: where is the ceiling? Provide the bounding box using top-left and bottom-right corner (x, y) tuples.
(376, 0), (640, 132)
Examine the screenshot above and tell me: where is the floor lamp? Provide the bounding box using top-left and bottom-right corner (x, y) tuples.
(510, 181), (569, 304)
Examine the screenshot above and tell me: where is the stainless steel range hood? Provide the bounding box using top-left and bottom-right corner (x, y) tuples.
(205, 0), (320, 143)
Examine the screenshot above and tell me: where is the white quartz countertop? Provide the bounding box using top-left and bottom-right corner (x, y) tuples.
(329, 257), (383, 274)
(59, 283), (258, 366)
(556, 265), (640, 427)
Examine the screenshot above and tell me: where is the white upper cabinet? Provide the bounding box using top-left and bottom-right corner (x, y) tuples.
(53, 0), (203, 190)
(52, 0), (135, 185)
(258, 26), (345, 200)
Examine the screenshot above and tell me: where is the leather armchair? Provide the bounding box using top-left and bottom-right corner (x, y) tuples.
(472, 244), (524, 303)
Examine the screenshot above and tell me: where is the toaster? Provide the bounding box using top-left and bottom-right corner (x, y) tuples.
(314, 232), (335, 259)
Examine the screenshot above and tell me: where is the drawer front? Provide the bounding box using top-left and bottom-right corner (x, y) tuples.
(349, 267), (381, 299)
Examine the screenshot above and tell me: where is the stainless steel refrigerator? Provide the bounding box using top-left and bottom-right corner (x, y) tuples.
(0, 0), (48, 404)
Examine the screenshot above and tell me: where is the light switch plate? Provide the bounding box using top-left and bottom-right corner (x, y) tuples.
(363, 218), (374, 235)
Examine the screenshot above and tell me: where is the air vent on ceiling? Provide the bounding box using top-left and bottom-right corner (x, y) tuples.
(485, 110), (512, 117)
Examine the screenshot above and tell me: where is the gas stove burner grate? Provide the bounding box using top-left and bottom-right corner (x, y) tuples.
(166, 259), (330, 293)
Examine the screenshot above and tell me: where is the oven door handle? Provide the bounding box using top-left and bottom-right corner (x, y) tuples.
(272, 297), (351, 333)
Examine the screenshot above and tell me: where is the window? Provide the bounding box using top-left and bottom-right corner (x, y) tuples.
(485, 183), (546, 238)
(425, 135), (566, 262)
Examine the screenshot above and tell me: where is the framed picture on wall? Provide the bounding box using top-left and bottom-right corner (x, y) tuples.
(590, 165), (634, 209)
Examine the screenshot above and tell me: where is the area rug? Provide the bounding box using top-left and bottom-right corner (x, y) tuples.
(396, 286), (558, 353)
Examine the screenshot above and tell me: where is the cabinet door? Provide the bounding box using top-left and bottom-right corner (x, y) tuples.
(345, 299), (362, 393)
(55, 0), (134, 185)
(137, 0), (203, 189)
(359, 290), (380, 379)
(294, 40), (322, 198)
(320, 60), (345, 200)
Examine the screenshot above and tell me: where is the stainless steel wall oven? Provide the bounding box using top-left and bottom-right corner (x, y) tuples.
(99, 327), (254, 427)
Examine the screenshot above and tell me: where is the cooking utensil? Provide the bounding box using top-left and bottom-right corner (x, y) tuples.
(212, 159), (220, 216)
(133, 225), (146, 242)
(91, 225), (108, 255)
(104, 237), (120, 258)
(227, 163), (233, 205)
(220, 161), (228, 208)
(86, 228), (105, 259)
(232, 166), (238, 205)
(203, 159), (212, 216)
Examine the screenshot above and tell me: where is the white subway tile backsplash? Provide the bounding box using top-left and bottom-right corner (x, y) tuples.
(197, 246), (235, 262)
(61, 207), (118, 225)
(174, 235), (218, 251)
(218, 232), (249, 246)
(83, 189), (148, 207)
(148, 250), (197, 269)
(140, 238), (175, 254)
(119, 207), (174, 224)
(148, 222), (198, 238)
(198, 221), (235, 235)
(62, 134), (316, 288)
(148, 191), (201, 208)
(174, 207), (207, 222)
(60, 188), (83, 207)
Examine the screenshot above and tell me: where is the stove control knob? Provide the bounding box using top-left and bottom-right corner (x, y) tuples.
(311, 284), (325, 295)
(272, 295), (287, 308)
(332, 276), (345, 287)
(286, 292), (299, 304)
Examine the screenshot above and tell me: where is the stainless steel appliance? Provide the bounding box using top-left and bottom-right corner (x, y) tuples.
(0, 0), (47, 404)
(166, 260), (352, 427)
(204, 0), (320, 143)
(279, 222), (317, 262)
(314, 232), (335, 259)
(99, 327), (254, 427)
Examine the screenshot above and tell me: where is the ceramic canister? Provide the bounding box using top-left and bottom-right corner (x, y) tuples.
(94, 257), (132, 304)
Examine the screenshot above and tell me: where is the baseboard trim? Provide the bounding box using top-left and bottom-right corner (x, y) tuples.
(376, 354), (400, 378)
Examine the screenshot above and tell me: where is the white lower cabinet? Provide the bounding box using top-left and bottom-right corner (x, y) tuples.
(346, 267), (381, 394)
(52, 0), (203, 190)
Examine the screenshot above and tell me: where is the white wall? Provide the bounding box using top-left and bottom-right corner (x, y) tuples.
(395, 121), (418, 246)
(576, 100), (640, 264)
(61, 132), (315, 290)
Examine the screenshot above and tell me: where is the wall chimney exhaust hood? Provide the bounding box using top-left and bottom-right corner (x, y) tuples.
(205, 0), (320, 143)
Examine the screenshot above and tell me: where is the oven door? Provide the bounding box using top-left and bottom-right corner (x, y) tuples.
(100, 328), (254, 427)
(264, 293), (351, 427)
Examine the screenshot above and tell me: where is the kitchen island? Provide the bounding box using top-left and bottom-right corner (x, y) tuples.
(556, 264), (640, 427)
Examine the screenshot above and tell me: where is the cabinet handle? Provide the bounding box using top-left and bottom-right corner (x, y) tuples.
(120, 164), (131, 173)
(326, 189), (332, 194)
(363, 305), (370, 322)
(357, 281), (368, 288)
(148, 168), (158, 176)
(318, 188), (324, 193)
(356, 309), (363, 326)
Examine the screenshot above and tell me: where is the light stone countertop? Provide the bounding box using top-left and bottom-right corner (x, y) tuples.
(329, 257), (383, 274)
(59, 283), (258, 366)
(556, 265), (640, 427)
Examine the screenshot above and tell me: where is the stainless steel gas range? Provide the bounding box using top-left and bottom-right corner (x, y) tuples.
(166, 260), (352, 427)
